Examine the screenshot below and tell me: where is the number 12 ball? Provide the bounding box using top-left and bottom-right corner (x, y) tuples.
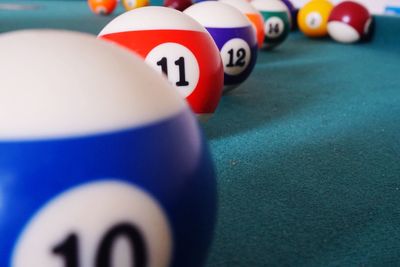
(0, 30), (216, 267)
(98, 7), (223, 119)
(184, 1), (258, 91)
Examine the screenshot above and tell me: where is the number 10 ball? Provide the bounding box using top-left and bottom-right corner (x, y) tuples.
(98, 7), (224, 119)
(184, 1), (258, 91)
(0, 30), (216, 267)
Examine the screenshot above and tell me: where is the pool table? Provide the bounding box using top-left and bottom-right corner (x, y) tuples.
(1, 1), (400, 266)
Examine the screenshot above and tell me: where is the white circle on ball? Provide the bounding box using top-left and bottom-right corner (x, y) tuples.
(12, 181), (172, 267)
(306, 12), (323, 29)
(146, 43), (200, 98)
(264, 17), (285, 38)
(220, 38), (251, 76)
(328, 21), (360, 43)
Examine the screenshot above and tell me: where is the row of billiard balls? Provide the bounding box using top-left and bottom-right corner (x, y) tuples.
(0, 2), (372, 266)
(92, 0), (373, 120)
(89, 0), (373, 45)
(297, 0), (373, 44)
(94, 0), (296, 120)
(88, 0), (204, 14)
(2, 3), (268, 265)
(88, 0), (294, 49)
(88, 0), (147, 14)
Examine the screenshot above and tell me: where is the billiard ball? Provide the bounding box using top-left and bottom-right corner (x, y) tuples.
(88, 0), (117, 15)
(328, 1), (372, 44)
(98, 7), (223, 119)
(122, 0), (149, 11)
(164, 0), (193, 11)
(219, 0), (265, 49)
(251, 0), (291, 50)
(0, 29), (216, 267)
(184, 2), (258, 91)
(297, 0), (334, 38)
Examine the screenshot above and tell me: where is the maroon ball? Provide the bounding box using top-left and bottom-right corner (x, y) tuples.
(164, 0), (193, 11)
(328, 1), (372, 43)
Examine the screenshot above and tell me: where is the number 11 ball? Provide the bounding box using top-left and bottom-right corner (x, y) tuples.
(98, 7), (223, 119)
(184, 1), (258, 91)
(0, 30), (216, 267)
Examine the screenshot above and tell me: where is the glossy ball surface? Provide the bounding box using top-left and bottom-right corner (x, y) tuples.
(122, 0), (149, 11)
(184, 1), (258, 91)
(0, 29), (216, 267)
(252, 0), (290, 50)
(99, 7), (224, 118)
(298, 0), (334, 37)
(88, 0), (117, 15)
(164, 0), (193, 11)
(220, 0), (265, 49)
(328, 1), (372, 43)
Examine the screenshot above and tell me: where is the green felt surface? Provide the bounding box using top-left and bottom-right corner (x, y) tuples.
(205, 17), (400, 267)
(1, 1), (400, 266)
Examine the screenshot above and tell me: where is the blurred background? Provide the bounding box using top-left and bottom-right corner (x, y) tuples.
(291, 0), (400, 14)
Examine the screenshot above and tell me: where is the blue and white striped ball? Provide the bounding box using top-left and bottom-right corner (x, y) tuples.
(0, 30), (216, 267)
(184, 1), (258, 92)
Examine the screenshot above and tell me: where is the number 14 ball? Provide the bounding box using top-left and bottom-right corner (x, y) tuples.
(251, 0), (291, 49)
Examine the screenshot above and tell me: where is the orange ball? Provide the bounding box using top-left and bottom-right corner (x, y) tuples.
(88, 0), (117, 15)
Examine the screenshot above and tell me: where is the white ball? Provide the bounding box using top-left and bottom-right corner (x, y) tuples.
(0, 30), (186, 140)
